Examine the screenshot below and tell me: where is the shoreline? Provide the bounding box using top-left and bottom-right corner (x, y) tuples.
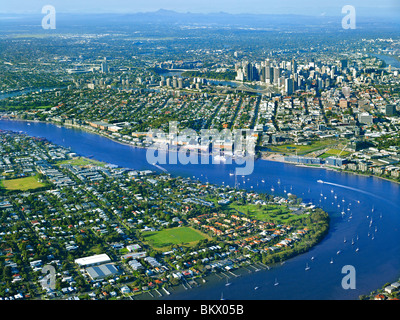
(2, 116), (400, 187)
(2, 117), (400, 187)
(2, 117), (398, 301)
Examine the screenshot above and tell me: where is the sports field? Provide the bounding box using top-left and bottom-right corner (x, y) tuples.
(1, 175), (46, 191)
(143, 227), (211, 250)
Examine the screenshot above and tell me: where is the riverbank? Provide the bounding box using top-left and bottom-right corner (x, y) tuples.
(1, 118), (400, 300)
(4, 116), (400, 188)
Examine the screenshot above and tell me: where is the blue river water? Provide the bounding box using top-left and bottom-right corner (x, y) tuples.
(1, 119), (400, 300)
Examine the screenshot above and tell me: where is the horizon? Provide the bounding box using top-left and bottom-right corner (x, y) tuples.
(1, 0), (399, 18)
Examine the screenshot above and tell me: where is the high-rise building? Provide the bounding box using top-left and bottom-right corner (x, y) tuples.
(101, 58), (108, 74)
(273, 67), (281, 84)
(265, 66), (273, 84)
(340, 59), (348, 70)
(292, 59), (297, 74)
(385, 104), (396, 116)
(284, 77), (293, 95)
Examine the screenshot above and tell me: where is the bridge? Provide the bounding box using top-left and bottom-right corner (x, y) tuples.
(231, 83), (279, 95)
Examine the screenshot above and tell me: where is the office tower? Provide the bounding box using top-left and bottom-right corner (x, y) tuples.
(292, 59), (297, 74)
(385, 104), (396, 116)
(273, 67), (281, 84)
(284, 77), (293, 95)
(265, 66), (273, 84)
(178, 78), (183, 89)
(358, 112), (373, 125)
(317, 78), (324, 89)
(243, 61), (251, 81)
(340, 59), (348, 70)
(236, 68), (244, 81)
(101, 58), (108, 74)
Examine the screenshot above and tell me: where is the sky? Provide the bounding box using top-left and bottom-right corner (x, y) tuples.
(1, 0), (400, 17)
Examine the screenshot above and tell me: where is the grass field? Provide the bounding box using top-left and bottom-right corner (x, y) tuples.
(318, 148), (351, 159)
(57, 157), (106, 167)
(229, 203), (304, 225)
(143, 227), (211, 250)
(268, 139), (338, 156)
(1, 175), (46, 191)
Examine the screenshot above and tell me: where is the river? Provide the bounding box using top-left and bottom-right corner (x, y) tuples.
(0, 119), (400, 300)
(372, 54), (400, 69)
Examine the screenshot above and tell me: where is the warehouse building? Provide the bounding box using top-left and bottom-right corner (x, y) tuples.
(86, 263), (119, 281)
(74, 254), (111, 267)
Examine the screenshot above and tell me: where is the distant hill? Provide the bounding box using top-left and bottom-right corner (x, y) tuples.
(0, 9), (399, 33)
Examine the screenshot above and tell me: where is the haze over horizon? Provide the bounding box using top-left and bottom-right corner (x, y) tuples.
(1, 0), (399, 18)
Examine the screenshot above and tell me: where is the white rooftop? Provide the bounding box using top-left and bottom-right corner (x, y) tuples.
(74, 254), (111, 266)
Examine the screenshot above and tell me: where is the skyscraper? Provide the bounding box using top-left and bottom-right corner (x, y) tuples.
(284, 77), (293, 95)
(273, 67), (281, 84)
(101, 58), (108, 74)
(292, 59), (297, 74)
(265, 66), (273, 84)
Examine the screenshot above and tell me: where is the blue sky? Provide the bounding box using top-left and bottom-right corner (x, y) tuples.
(1, 0), (399, 17)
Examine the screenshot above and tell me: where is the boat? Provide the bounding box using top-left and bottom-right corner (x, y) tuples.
(225, 278), (231, 286)
(337, 250), (341, 255)
(261, 179), (265, 183)
(355, 247), (359, 252)
(344, 237), (347, 243)
(330, 258), (334, 264)
(213, 155), (227, 162)
(254, 286), (259, 290)
(220, 292), (224, 300)
(317, 180), (323, 183)
(305, 263), (310, 271)
(274, 278), (279, 286)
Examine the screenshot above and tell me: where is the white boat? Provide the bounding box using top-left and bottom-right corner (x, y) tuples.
(355, 247), (359, 252)
(214, 155), (227, 162)
(305, 263), (310, 271)
(254, 286), (259, 290)
(274, 278), (279, 286)
(330, 258), (334, 264)
(317, 180), (323, 183)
